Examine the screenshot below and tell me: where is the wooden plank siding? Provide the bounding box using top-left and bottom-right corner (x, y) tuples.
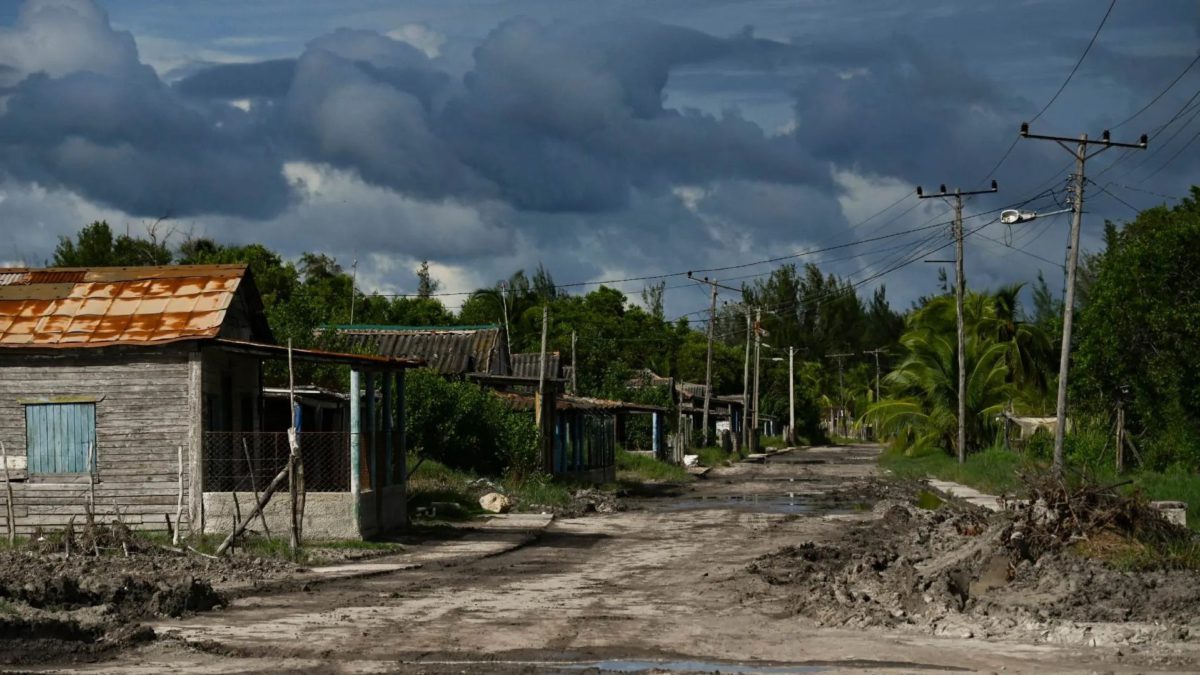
(0, 350), (194, 534)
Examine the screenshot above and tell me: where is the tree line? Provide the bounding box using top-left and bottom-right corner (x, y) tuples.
(45, 183), (1200, 470)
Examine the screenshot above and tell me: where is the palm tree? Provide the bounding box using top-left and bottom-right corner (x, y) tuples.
(864, 291), (1017, 455)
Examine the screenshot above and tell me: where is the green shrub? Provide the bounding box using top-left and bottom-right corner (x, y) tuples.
(404, 370), (538, 477)
(616, 450), (691, 482)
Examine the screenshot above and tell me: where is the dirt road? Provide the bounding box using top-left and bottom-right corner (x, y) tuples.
(41, 445), (1200, 673)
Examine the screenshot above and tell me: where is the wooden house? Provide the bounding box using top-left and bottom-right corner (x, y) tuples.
(0, 265), (419, 539)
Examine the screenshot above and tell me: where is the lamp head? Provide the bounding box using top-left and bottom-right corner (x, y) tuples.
(1000, 209), (1027, 225)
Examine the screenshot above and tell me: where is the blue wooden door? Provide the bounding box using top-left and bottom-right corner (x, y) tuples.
(26, 403), (96, 474)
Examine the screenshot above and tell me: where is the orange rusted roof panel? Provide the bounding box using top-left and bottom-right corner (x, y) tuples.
(0, 265), (247, 349)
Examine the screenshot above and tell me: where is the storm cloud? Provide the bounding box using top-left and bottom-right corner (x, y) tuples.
(0, 0), (830, 219)
(0, 0), (1196, 310)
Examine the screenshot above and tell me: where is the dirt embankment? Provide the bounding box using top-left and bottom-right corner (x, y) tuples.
(747, 479), (1200, 649)
(0, 524), (297, 665)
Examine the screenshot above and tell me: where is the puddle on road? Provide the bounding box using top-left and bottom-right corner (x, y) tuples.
(659, 492), (872, 515)
(568, 659), (825, 673)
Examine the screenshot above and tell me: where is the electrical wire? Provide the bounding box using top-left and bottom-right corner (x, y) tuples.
(1028, 0), (1118, 124)
(1112, 52), (1200, 130)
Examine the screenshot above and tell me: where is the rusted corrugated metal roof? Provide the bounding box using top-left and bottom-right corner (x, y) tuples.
(510, 351), (561, 379)
(333, 324), (507, 375)
(0, 265), (248, 349)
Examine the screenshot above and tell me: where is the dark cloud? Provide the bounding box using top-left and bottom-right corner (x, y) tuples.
(175, 58), (296, 99)
(0, 0), (1197, 312)
(0, 2), (835, 218)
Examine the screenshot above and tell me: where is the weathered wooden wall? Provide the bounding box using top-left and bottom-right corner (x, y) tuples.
(0, 349), (192, 534)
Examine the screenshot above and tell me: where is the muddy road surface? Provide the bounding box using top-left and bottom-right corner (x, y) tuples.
(31, 445), (1200, 673)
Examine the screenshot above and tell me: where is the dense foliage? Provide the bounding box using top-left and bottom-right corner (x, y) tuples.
(403, 370), (539, 478)
(866, 290), (1052, 454)
(1073, 188), (1200, 470)
(46, 222), (911, 449)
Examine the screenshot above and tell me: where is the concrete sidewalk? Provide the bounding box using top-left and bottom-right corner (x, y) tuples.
(926, 479), (1005, 512)
(921, 478), (1008, 509)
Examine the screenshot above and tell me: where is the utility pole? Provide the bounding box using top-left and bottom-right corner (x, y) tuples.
(348, 258), (358, 324)
(826, 353), (854, 438)
(570, 330), (577, 394)
(742, 308), (752, 450)
(752, 307), (763, 450)
(687, 274), (721, 447)
(536, 305), (549, 470)
(863, 347), (887, 403)
(1019, 123), (1147, 475)
(787, 346), (797, 445)
(917, 181), (998, 464)
(497, 280), (512, 351)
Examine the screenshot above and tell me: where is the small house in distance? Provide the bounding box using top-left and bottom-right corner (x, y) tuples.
(0, 265), (419, 539)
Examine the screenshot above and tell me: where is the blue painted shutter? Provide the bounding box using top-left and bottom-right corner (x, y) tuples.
(26, 403), (96, 474)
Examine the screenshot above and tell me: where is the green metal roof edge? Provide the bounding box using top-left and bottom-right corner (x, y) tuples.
(327, 324), (501, 331)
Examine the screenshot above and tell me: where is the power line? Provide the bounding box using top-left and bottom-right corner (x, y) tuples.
(1088, 178), (1142, 214)
(1103, 182), (1183, 202)
(1111, 52), (1200, 130)
(975, 232), (1066, 269)
(1099, 87), (1200, 178)
(1138, 124), (1200, 183)
(1113, 97), (1200, 179)
(1028, 0), (1118, 124)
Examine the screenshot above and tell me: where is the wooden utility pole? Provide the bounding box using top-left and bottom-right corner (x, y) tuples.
(863, 347), (887, 403)
(826, 353), (854, 438)
(918, 181), (998, 464)
(742, 308), (752, 450)
(536, 304), (549, 425)
(348, 259), (358, 325)
(498, 280), (512, 347)
(787, 347), (797, 445)
(1019, 123), (1147, 475)
(570, 330), (577, 394)
(687, 273), (723, 447)
(752, 307), (763, 449)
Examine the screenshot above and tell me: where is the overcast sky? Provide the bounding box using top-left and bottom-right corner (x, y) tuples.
(0, 0), (1197, 317)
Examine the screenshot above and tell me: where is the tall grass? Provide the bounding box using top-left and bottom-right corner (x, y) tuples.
(616, 450), (692, 483)
(696, 445), (736, 467)
(881, 441), (1200, 530)
(878, 444), (1029, 495)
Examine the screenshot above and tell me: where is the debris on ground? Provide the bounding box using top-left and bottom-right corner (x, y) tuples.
(747, 477), (1200, 646)
(570, 488), (624, 515)
(479, 492), (513, 513)
(0, 523), (298, 665)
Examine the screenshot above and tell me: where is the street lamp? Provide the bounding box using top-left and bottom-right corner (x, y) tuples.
(763, 344), (798, 447)
(1000, 207), (1072, 225)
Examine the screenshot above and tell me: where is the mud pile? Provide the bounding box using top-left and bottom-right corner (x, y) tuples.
(0, 524), (297, 665)
(749, 481), (1200, 646)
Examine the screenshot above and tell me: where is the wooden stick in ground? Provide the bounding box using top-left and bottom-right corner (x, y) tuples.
(0, 440), (16, 546)
(111, 499), (129, 557)
(295, 449), (305, 543)
(231, 489), (242, 549)
(243, 438), (271, 540)
(174, 445), (184, 546)
(215, 465), (290, 556)
(87, 441), (97, 516)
